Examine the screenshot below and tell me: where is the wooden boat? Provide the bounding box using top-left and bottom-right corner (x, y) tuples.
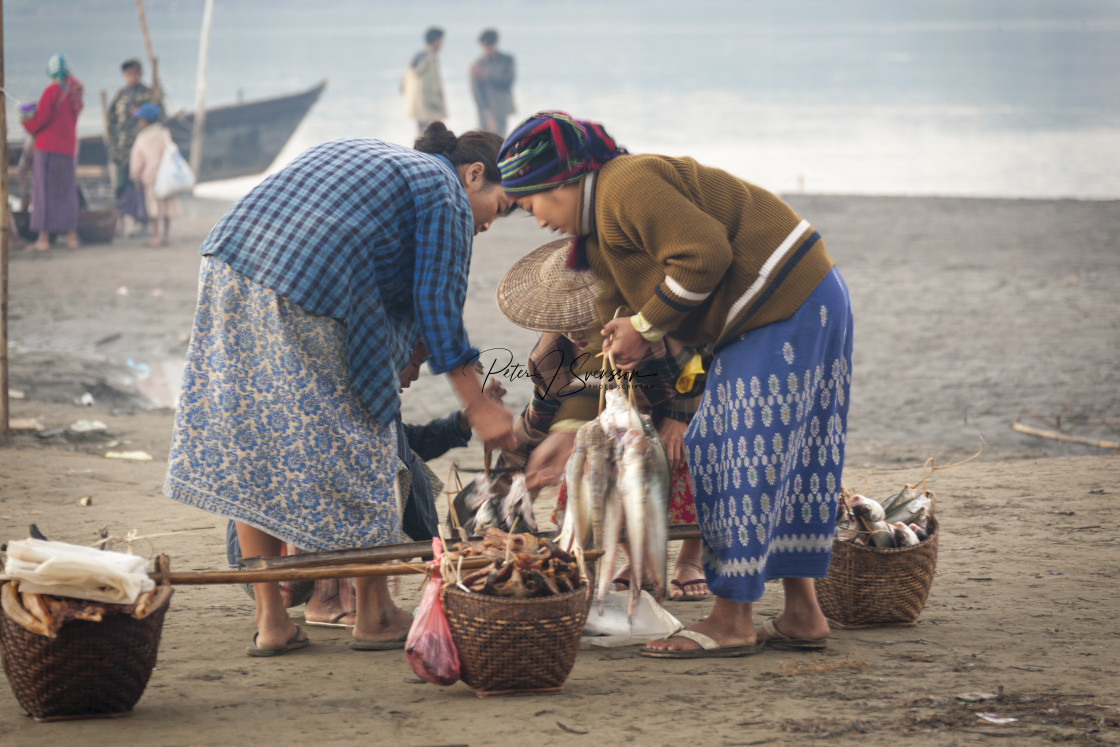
(75, 79), (327, 184)
(6, 80), (327, 236)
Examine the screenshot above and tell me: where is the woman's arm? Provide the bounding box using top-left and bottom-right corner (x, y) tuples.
(20, 86), (58, 135)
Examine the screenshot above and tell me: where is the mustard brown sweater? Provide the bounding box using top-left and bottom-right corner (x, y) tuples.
(580, 154), (835, 349)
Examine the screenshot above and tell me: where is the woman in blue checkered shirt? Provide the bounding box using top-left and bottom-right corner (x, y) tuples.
(164, 123), (517, 656)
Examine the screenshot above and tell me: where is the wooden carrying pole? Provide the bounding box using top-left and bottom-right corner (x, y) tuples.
(157, 549), (607, 586)
(239, 524), (702, 572)
(189, 0), (215, 177)
(0, 0), (10, 445)
(133, 0), (160, 101)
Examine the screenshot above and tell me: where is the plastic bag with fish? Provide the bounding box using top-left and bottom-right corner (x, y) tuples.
(405, 538), (460, 686)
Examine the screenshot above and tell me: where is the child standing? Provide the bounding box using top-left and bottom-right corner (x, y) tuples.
(128, 102), (179, 247)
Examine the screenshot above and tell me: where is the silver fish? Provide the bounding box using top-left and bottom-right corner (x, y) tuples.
(585, 422), (611, 551)
(558, 424), (589, 552)
(890, 521), (920, 548)
(595, 472), (625, 613)
(501, 473), (537, 532)
(887, 493), (933, 526)
(617, 430), (649, 621)
(848, 494), (886, 524)
(598, 388), (644, 439)
(868, 520), (895, 548)
(641, 420), (670, 602)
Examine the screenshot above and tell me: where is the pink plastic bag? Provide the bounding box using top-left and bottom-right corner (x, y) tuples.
(405, 538), (460, 686)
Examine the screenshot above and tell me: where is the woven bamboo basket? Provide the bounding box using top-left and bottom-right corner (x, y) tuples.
(0, 580), (172, 721)
(440, 584), (590, 697)
(815, 515), (939, 629)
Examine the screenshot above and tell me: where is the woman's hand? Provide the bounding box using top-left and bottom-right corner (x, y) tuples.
(525, 429), (577, 490)
(656, 417), (688, 472)
(465, 397), (516, 452)
(483, 377), (507, 404)
(601, 317), (653, 370)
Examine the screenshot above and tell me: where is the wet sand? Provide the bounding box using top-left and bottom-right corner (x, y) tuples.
(1, 194), (1118, 744)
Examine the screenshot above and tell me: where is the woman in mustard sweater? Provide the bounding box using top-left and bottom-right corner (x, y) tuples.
(497, 112), (853, 658)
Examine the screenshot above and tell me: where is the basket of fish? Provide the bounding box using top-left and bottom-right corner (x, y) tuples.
(440, 528), (590, 696)
(0, 554), (173, 721)
(815, 486), (938, 628)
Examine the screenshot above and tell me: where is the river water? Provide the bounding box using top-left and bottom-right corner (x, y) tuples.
(4, 0), (1118, 200)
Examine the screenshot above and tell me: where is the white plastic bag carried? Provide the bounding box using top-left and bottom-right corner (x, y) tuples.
(152, 134), (195, 200)
(2, 539), (155, 604)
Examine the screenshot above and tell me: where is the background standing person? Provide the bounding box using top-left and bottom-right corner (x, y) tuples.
(21, 53), (84, 252)
(497, 111), (853, 658)
(164, 123), (515, 656)
(402, 27), (447, 133)
(128, 103), (179, 247)
(108, 58), (163, 236)
(470, 28), (515, 135)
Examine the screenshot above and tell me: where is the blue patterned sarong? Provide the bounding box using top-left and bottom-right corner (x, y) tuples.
(163, 257), (402, 551)
(686, 268), (853, 603)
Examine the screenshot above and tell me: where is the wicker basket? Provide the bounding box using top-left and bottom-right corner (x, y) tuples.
(0, 581), (172, 721)
(815, 516), (939, 629)
(441, 584), (590, 697)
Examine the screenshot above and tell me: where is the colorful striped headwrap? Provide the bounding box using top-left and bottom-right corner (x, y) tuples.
(46, 54), (69, 91)
(497, 111), (626, 195)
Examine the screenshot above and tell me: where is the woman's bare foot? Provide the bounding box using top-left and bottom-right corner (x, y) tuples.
(351, 605), (412, 644)
(253, 616), (306, 652)
(610, 562), (656, 591)
(669, 560), (712, 600)
(644, 597), (757, 652)
(754, 578), (830, 643)
(304, 578), (356, 627)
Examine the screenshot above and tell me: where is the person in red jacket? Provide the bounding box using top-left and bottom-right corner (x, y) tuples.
(21, 54), (84, 252)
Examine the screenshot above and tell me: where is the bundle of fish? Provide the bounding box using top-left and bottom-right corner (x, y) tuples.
(836, 485), (935, 549)
(443, 527), (586, 598)
(556, 389), (670, 621)
(463, 472), (537, 536)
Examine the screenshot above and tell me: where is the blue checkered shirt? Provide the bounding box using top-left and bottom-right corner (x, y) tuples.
(200, 137), (478, 423)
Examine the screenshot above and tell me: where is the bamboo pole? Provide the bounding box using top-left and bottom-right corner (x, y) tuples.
(189, 0), (215, 177)
(134, 0), (157, 85)
(1011, 421), (1120, 451)
(99, 90), (114, 195)
(157, 549), (607, 586)
(0, 0), (10, 445)
(240, 524), (702, 571)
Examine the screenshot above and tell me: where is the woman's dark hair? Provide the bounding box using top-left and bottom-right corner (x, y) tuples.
(414, 122), (503, 185)
(425, 27), (444, 45)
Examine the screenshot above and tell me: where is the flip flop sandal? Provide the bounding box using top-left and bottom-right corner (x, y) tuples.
(613, 577), (657, 593)
(349, 632), (408, 651)
(304, 611), (355, 629)
(247, 625), (311, 657)
(760, 617), (828, 651)
(640, 629), (762, 659)
(668, 578), (712, 601)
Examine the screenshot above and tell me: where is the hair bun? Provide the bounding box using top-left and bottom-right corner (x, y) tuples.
(413, 122), (458, 156)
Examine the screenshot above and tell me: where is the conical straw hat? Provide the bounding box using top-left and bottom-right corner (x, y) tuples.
(496, 238), (604, 333)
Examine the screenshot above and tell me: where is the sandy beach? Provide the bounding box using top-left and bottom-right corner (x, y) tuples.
(1, 193), (1119, 745)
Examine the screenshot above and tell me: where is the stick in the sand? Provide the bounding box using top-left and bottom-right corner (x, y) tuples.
(1011, 421), (1119, 451)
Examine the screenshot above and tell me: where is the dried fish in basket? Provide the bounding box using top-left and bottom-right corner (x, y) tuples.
(0, 556), (173, 721)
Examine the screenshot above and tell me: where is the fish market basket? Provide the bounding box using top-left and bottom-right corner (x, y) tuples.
(441, 584), (590, 696)
(815, 516), (939, 629)
(0, 574), (172, 721)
